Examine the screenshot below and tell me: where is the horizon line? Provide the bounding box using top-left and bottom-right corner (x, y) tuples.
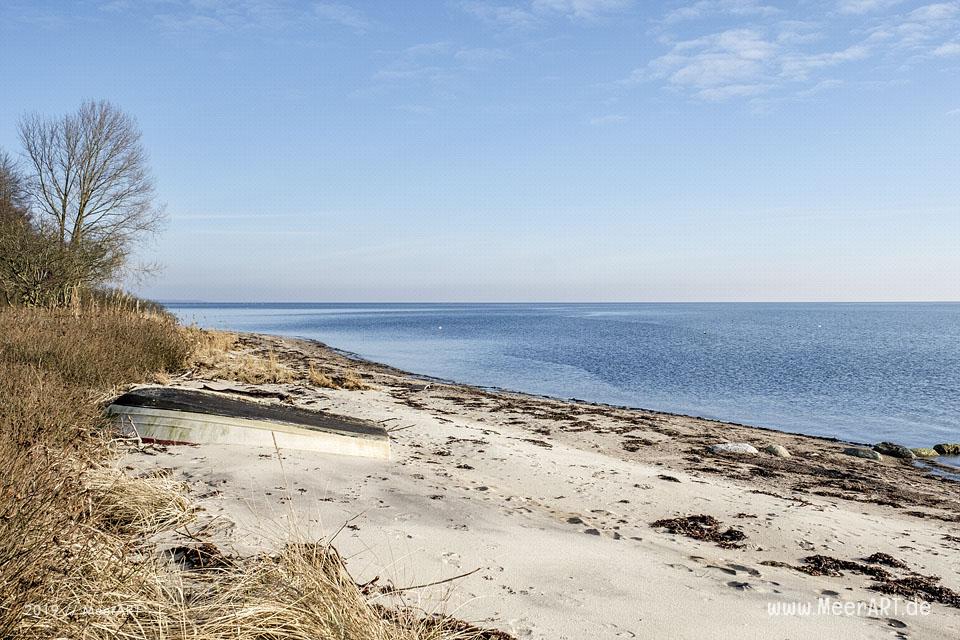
(155, 299), (960, 305)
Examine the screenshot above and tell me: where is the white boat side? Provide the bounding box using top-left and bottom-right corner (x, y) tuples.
(108, 405), (390, 460)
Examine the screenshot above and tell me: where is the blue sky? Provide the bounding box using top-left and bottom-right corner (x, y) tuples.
(1, 0), (958, 301)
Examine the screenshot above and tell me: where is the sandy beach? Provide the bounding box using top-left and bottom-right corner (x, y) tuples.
(124, 333), (960, 639)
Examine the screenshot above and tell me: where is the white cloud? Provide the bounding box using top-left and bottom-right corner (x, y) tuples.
(405, 41), (452, 56)
(532, 0), (631, 18)
(947, 107), (960, 115)
(638, 29), (777, 99)
(836, 0), (902, 15)
(461, 0), (630, 28)
(664, 0), (778, 23)
(454, 47), (511, 63)
(633, 24), (873, 101)
(371, 41), (509, 97)
(313, 3), (371, 32)
(459, 1), (539, 28)
(933, 41), (960, 56)
(588, 113), (627, 125)
(780, 44), (870, 80)
(867, 2), (960, 50)
(634, 1), (960, 102)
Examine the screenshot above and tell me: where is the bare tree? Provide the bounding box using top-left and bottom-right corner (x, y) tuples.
(0, 149), (30, 224)
(18, 101), (164, 286)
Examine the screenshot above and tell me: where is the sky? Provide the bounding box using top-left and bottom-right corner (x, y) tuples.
(1, 0), (958, 302)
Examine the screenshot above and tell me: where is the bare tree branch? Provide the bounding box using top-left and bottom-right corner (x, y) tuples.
(17, 100), (165, 288)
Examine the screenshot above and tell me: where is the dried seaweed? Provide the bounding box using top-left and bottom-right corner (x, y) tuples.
(651, 514), (746, 549)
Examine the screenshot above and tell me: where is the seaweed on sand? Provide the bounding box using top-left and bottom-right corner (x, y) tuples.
(650, 514), (747, 549)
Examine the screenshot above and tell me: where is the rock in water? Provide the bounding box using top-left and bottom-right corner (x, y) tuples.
(708, 443), (759, 455)
(873, 442), (915, 459)
(911, 447), (940, 458)
(763, 444), (790, 457)
(933, 443), (960, 456)
(843, 447), (882, 461)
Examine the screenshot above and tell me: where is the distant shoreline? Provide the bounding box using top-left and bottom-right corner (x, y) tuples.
(285, 331), (960, 473)
(165, 302), (960, 452)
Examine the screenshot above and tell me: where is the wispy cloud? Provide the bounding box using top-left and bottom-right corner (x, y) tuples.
(633, 1), (959, 102)
(107, 0), (374, 35)
(866, 2), (960, 51)
(460, 0), (631, 29)
(632, 27), (872, 101)
(836, 0), (903, 15)
(664, 0), (778, 23)
(369, 39), (511, 100)
(313, 2), (372, 33)
(459, 1), (539, 28)
(933, 41), (960, 56)
(532, 0), (632, 19)
(588, 113), (627, 125)
(628, 28), (777, 100)
(780, 44), (870, 80)
(454, 47), (512, 63)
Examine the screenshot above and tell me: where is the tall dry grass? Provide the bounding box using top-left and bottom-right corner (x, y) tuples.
(0, 304), (191, 637)
(186, 327), (297, 384)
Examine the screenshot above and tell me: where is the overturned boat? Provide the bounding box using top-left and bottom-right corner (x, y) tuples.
(108, 386), (390, 459)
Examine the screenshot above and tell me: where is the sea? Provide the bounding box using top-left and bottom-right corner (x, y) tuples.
(167, 302), (959, 457)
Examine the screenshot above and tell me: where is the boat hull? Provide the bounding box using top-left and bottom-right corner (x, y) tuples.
(108, 400), (390, 460)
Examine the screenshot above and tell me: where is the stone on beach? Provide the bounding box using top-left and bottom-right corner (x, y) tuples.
(872, 442), (915, 459)
(911, 447), (940, 458)
(933, 443), (960, 456)
(708, 443), (759, 455)
(763, 444), (790, 457)
(843, 447), (882, 461)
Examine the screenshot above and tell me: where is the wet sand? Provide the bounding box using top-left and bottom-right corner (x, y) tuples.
(124, 333), (960, 639)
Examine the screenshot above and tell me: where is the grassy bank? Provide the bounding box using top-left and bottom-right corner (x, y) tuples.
(0, 303), (190, 636)
(0, 304), (482, 639)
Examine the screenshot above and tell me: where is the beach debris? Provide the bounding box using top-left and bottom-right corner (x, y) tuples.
(911, 447), (940, 458)
(658, 474), (681, 483)
(166, 542), (234, 570)
(763, 444), (791, 457)
(727, 581), (754, 590)
(622, 437), (657, 452)
(843, 447), (882, 461)
(651, 514), (747, 549)
(796, 555), (891, 579)
(863, 552), (910, 569)
(871, 575), (960, 608)
(708, 442), (759, 455)
(873, 442), (915, 459)
(794, 554), (960, 609)
(934, 443), (960, 455)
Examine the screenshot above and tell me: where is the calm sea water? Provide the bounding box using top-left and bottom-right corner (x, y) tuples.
(168, 303), (960, 451)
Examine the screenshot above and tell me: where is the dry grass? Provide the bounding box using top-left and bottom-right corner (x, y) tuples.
(203, 351), (297, 384)
(307, 364), (370, 390)
(83, 466), (196, 536)
(0, 305), (191, 637)
(0, 306), (190, 390)
(186, 327), (297, 384)
(340, 370), (370, 390)
(188, 330), (370, 390)
(25, 541), (482, 640)
(308, 365), (338, 388)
